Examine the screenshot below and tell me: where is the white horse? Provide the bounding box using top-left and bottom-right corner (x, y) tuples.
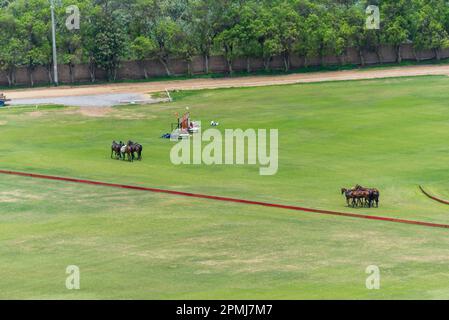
(120, 145), (132, 161)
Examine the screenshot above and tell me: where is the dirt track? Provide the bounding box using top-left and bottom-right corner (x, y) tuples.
(5, 64), (449, 100)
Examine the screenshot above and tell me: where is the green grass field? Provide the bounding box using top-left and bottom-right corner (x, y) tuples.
(2, 75), (449, 299)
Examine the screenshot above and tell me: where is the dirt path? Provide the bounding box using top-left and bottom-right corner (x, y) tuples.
(5, 64), (449, 100)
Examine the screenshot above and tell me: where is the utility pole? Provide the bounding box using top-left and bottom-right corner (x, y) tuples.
(50, 0), (59, 86)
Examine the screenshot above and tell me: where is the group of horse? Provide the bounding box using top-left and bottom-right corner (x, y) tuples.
(111, 141), (143, 162)
(341, 185), (380, 208)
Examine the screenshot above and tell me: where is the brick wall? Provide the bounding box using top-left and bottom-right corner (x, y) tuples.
(0, 44), (446, 87)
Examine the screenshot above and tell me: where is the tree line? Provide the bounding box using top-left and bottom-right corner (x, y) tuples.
(1, 0), (449, 86)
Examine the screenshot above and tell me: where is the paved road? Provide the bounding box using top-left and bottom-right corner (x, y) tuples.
(9, 93), (164, 107)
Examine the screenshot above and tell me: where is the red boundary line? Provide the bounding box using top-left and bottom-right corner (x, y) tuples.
(1, 169), (449, 229)
(419, 185), (449, 205)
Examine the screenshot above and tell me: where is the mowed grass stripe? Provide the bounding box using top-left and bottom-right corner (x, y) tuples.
(1, 169), (449, 230)
(3, 76), (449, 298)
(1, 173), (449, 299)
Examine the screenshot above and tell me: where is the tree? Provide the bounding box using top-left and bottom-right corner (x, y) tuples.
(231, 1), (261, 73)
(0, 13), (25, 86)
(13, 0), (49, 86)
(90, 8), (127, 81)
(301, 13), (333, 66)
(253, 5), (280, 71)
(271, 1), (301, 71)
(150, 17), (182, 76)
(215, 28), (238, 74)
(131, 36), (156, 78)
(412, 0), (449, 61)
(189, 0), (222, 73)
(175, 20), (199, 76)
(56, 0), (92, 83)
(381, 0), (412, 63)
(80, 4), (101, 82)
(4, 0), (449, 87)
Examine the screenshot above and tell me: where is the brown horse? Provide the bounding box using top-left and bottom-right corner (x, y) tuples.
(341, 188), (356, 207)
(341, 187), (371, 207)
(354, 185), (380, 208)
(353, 189), (371, 207)
(127, 141), (143, 161)
(111, 141), (123, 159)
